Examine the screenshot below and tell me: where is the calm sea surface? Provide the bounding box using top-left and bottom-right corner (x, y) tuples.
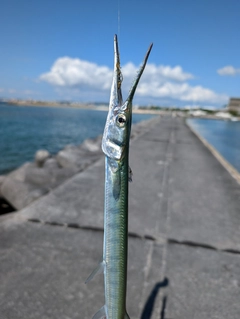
(0, 103), (155, 174)
(187, 118), (240, 173)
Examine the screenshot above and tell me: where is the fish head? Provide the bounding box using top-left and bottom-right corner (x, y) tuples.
(102, 35), (153, 161)
(102, 100), (132, 162)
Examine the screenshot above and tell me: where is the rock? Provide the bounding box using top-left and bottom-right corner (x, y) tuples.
(43, 158), (60, 169)
(35, 150), (50, 167)
(0, 175), (6, 198)
(81, 136), (102, 152)
(56, 148), (80, 170)
(1, 160), (78, 210)
(1, 137), (104, 210)
(1, 163), (33, 209)
(56, 146), (98, 171)
(7, 162), (32, 182)
(1, 175), (31, 210)
(24, 188), (49, 207)
(0, 175), (5, 185)
(25, 164), (76, 190)
(25, 166), (53, 187)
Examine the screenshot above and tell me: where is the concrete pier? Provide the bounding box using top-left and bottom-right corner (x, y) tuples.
(1, 115), (240, 319)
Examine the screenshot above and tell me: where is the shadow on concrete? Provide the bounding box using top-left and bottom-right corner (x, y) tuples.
(160, 295), (168, 319)
(140, 277), (169, 319)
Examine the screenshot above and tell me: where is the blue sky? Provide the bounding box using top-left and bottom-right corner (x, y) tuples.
(0, 0), (240, 108)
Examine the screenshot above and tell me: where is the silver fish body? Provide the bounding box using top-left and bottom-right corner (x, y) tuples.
(87, 35), (152, 319)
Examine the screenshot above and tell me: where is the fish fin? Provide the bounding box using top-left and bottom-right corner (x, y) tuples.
(128, 166), (133, 182)
(92, 305), (106, 319)
(85, 261), (105, 284)
(125, 312), (131, 319)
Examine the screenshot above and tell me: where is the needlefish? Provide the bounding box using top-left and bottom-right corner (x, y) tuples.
(86, 35), (153, 319)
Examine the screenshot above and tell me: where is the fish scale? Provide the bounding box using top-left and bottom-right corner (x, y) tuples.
(86, 35), (152, 319)
(104, 156), (129, 319)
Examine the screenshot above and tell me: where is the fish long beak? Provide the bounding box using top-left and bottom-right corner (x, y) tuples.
(109, 34), (123, 111)
(109, 35), (153, 112)
(126, 42), (153, 104)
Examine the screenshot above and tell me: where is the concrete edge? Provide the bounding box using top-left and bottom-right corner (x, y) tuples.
(186, 119), (240, 185)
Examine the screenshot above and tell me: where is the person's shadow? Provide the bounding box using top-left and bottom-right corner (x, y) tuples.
(140, 277), (169, 319)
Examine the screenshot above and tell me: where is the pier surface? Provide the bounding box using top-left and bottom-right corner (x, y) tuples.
(1, 116), (240, 319)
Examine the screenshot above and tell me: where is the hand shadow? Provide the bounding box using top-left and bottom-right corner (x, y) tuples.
(140, 277), (169, 319)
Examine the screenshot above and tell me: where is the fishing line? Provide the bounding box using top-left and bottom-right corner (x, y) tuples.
(118, 0), (120, 38)
(117, 0), (122, 83)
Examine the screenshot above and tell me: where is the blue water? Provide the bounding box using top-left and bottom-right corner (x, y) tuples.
(187, 118), (240, 173)
(0, 103), (154, 174)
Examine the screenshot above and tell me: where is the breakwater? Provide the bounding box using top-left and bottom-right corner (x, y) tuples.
(1, 115), (240, 319)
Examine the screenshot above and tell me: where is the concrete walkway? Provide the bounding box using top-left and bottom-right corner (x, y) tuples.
(1, 116), (240, 319)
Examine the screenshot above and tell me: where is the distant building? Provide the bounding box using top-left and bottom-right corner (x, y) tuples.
(228, 98), (240, 114)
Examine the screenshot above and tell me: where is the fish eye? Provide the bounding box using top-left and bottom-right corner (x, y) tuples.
(116, 114), (126, 127)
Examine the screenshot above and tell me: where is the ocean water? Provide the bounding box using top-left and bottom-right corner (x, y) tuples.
(0, 103), (154, 174)
(187, 118), (240, 173)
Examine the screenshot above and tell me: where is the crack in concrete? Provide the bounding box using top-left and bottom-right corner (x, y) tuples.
(167, 238), (217, 251)
(27, 218), (154, 241)
(167, 238), (240, 255)
(27, 218), (240, 256)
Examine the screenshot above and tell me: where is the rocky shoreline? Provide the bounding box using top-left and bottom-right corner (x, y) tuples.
(0, 117), (159, 213)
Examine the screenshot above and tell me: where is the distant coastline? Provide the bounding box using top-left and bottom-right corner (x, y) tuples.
(1, 99), (240, 118)
(4, 99), (106, 110)
(0, 99), (165, 114)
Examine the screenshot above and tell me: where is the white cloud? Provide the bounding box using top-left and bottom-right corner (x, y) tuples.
(122, 62), (193, 83)
(141, 63), (193, 82)
(137, 81), (227, 103)
(40, 57), (194, 90)
(217, 65), (240, 76)
(40, 57), (112, 89)
(0, 88), (4, 93)
(40, 57), (227, 105)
